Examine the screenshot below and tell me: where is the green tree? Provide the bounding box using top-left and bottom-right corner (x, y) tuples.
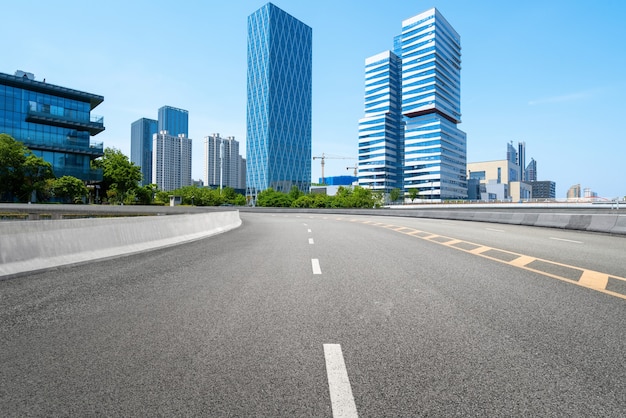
(389, 188), (402, 204)
(52, 176), (88, 203)
(0, 134), (54, 202)
(257, 188), (292, 207)
(92, 147), (141, 204)
(408, 188), (420, 203)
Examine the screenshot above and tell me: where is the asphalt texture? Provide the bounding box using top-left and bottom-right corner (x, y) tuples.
(1, 212), (625, 416)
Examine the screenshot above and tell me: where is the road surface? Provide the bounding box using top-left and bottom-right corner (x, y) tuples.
(1, 212), (625, 416)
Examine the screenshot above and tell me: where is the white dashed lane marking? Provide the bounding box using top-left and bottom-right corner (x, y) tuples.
(324, 344), (358, 418)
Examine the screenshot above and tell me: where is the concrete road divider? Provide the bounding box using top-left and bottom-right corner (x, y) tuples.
(0, 211), (241, 278)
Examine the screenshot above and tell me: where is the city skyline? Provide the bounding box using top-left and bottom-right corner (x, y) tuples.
(3, 1), (625, 198)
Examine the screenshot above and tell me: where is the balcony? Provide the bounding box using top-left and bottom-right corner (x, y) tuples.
(26, 108), (105, 135)
(23, 137), (104, 158)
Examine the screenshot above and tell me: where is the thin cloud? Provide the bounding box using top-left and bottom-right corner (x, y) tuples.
(528, 90), (597, 106)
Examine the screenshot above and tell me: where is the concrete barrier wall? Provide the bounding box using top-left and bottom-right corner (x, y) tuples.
(240, 207), (626, 235)
(0, 211), (241, 278)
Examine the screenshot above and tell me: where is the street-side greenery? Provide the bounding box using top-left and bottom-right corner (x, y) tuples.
(0, 133), (54, 202)
(154, 185), (246, 206)
(256, 185), (381, 208)
(408, 188), (420, 203)
(92, 147), (142, 205)
(51, 176), (89, 203)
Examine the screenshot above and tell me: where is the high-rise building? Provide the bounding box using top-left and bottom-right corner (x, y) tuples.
(152, 131), (192, 192)
(567, 184), (581, 199)
(525, 158), (537, 182)
(357, 51), (404, 193)
(246, 3), (312, 198)
(359, 8), (467, 200)
(517, 141), (526, 181)
(130, 118), (157, 186)
(158, 106), (188, 137)
(0, 70), (105, 184)
(204, 133), (244, 189)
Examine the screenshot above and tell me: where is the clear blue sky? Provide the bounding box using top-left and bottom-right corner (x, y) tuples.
(4, 0), (625, 198)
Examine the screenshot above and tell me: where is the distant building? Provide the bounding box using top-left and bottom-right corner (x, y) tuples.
(0, 70), (105, 184)
(567, 184), (581, 199)
(158, 106), (188, 137)
(525, 158), (537, 182)
(204, 133), (245, 189)
(467, 159), (531, 201)
(584, 188), (598, 198)
(319, 175), (357, 186)
(529, 181), (556, 199)
(131, 118), (157, 186)
(246, 3), (312, 197)
(152, 131), (192, 191)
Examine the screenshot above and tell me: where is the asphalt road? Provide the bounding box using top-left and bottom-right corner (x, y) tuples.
(1, 212), (625, 416)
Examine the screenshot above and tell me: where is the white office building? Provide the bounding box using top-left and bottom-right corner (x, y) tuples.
(152, 131), (192, 191)
(204, 133), (245, 189)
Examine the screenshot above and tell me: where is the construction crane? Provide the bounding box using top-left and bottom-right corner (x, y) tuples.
(346, 166), (358, 177)
(312, 153), (354, 184)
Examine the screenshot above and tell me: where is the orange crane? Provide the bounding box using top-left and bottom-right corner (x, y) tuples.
(312, 153), (354, 184)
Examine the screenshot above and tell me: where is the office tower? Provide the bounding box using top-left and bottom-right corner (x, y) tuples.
(131, 118), (157, 186)
(204, 133), (243, 189)
(152, 131), (192, 191)
(359, 8), (467, 200)
(525, 158), (537, 182)
(507, 142), (517, 164)
(246, 3), (312, 198)
(238, 157), (247, 190)
(517, 141), (526, 181)
(158, 105), (188, 137)
(0, 70), (105, 183)
(567, 184), (581, 199)
(357, 51), (404, 193)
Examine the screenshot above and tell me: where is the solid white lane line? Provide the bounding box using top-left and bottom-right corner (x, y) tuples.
(309, 238), (315, 244)
(486, 228), (505, 232)
(312, 259), (322, 274)
(324, 344), (358, 418)
(550, 237), (583, 244)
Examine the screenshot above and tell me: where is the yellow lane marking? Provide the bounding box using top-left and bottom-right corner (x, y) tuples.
(579, 271), (609, 291)
(357, 220), (626, 301)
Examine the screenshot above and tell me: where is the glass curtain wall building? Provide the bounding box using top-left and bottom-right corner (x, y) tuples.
(400, 8), (467, 200)
(358, 8), (467, 200)
(0, 71), (105, 183)
(158, 106), (188, 137)
(246, 3), (312, 198)
(357, 51), (404, 195)
(130, 118), (157, 186)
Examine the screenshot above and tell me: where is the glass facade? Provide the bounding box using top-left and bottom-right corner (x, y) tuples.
(358, 8), (467, 200)
(130, 118), (157, 186)
(246, 3), (312, 197)
(399, 8), (467, 199)
(158, 106), (188, 137)
(0, 71), (105, 182)
(358, 51), (404, 194)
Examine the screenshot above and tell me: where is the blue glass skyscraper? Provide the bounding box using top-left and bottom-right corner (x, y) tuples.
(130, 118), (157, 186)
(359, 8), (467, 200)
(358, 51), (404, 195)
(246, 3), (312, 197)
(158, 105), (188, 137)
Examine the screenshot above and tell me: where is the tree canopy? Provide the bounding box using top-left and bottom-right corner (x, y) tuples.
(0, 134), (54, 202)
(92, 147), (142, 204)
